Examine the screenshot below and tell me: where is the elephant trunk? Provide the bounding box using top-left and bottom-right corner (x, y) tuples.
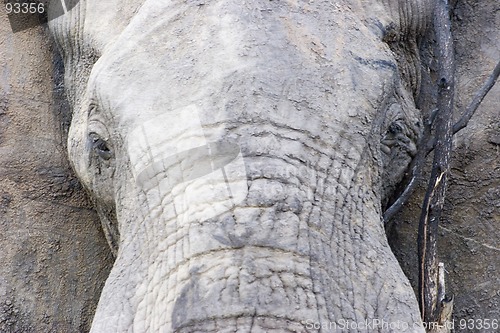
(91, 124), (422, 331)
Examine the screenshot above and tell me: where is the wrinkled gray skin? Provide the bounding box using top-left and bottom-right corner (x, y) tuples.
(49, 0), (432, 331)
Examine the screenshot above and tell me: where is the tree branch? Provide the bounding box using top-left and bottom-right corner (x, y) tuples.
(426, 60), (500, 155)
(452, 61), (500, 132)
(418, 0), (455, 327)
(383, 153), (424, 223)
(382, 6), (498, 329)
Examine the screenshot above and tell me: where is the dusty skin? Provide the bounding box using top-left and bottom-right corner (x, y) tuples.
(0, 0), (498, 332)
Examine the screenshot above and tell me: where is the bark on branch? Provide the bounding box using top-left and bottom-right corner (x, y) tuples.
(418, 0), (454, 329)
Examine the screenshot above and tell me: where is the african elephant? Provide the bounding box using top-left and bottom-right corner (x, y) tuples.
(47, 0), (434, 331)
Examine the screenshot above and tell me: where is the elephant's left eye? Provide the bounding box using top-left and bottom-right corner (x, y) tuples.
(89, 133), (113, 160)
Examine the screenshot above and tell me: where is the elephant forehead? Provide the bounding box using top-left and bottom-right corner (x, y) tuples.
(88, 0), (399, 125)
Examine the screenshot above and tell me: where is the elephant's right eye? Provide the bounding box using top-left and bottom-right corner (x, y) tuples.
(89, 132), (113, 160)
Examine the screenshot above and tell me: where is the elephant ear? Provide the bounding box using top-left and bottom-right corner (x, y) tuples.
(382, 0), (435, 99)
(47, 0), (143, 107)
(94, 201), (119, 257)
(359, 0), (435, 98)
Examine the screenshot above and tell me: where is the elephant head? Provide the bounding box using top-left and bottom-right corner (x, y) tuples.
(49, 0), (433, 331)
